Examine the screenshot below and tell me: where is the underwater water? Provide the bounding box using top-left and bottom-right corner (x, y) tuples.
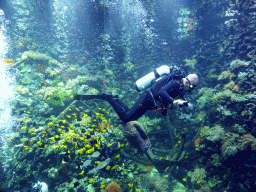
(1, 0), (256, 191)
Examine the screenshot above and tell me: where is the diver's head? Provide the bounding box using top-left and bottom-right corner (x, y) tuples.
(182, 74), (199, 92)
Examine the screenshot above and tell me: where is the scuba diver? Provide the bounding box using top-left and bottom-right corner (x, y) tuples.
(75, 65), (198, 173)
(74, 65), (199, 124)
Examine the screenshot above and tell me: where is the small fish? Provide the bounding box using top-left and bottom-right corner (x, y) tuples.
(86, 147), (95, 154)
(80, 170), (85, 175)
(100, 185), (105, 189)
(84, 144), (92, 148)
(103, 80), (107, 84)
(90, 151), (101, 158)
(95, 158), (111, 171)
(128, 183), (133, 188)
(108, 141), (120, 150)
(61, 65), (66, 70)
(88, 178), (95, 183)
(111, 165), (119, 170)
(50, 72), (57, 75)
(41, 81), (48, 83)
(4, 59), (14, 63)
(81, 160), (91, 169)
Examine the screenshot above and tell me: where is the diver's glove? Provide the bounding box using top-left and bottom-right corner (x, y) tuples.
(173, 99), (189, 107)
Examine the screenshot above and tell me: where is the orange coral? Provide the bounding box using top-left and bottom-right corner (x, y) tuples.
(187, 18), (194, 24)
(233, 85), (240, 91)
(229, 73), (235, 81)
(35, 64), (48, 73)
(147, 166), (154, 173)
(72, 140), (77, 145)
(105, 182), (120, 192)
(187, 25), (193, 31)
(61, 70), (79, 83)
(194, 137), (201, 147)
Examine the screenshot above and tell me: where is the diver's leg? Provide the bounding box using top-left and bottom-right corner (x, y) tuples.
(74, 92), (154, 123)
(113, 99), (129, 111)
(74, 93), (118, 101)
(124, 91), (154, 121)
(106, 91), (153, 123)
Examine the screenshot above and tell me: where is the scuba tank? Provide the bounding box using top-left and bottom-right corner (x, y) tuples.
(134, 65), (171, 92)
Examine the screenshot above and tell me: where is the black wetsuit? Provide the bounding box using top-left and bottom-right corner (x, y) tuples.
(106, 79), (185, 124)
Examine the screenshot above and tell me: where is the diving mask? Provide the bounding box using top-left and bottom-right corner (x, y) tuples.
(186, 78), (197, 92)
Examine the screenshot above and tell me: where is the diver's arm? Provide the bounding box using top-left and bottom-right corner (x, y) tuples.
(158, 80), (178, 104)
(159, 80), (191, 108)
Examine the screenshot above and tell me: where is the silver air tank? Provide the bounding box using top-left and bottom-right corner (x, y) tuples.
(135, 65), (170, 92)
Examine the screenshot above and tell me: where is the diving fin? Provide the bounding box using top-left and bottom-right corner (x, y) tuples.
(74, 94), (105, 100)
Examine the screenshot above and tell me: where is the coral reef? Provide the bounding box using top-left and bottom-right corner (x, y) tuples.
(230, 59), (250, 70)
(15, 85), (29, 95)
(105, 183), (120, 192)
(238, 134), (256, 150)
(217, 70), (231, 81)
(220, 134), (239, 160)
(184, 58), (197, 69)
(138, 174), (169, 192)
(20, 51), (58, 65)
(206, 125), (226, 142)
(3, 1), (256, 191)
